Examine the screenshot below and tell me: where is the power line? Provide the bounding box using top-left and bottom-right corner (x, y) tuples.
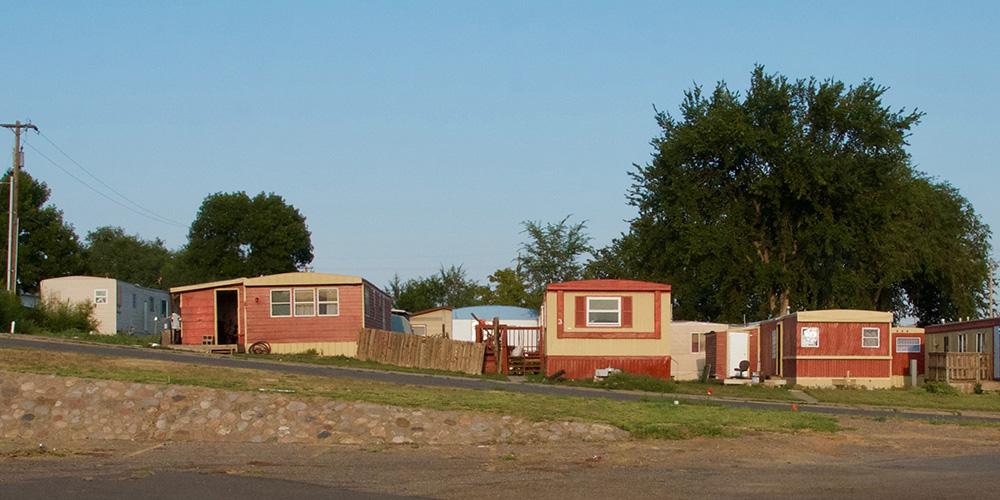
(34, 131), (188, 228)
(24, 142), (187, 228)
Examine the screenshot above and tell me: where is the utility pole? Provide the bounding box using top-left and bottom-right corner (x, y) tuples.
(1, 121), (38, 293)
(990, 257), (996, 318)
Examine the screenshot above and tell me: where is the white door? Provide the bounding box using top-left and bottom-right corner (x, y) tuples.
(728, 332), (750, 377)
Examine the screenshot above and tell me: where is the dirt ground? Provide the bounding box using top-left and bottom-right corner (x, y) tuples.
(4, 416), (1000, 499)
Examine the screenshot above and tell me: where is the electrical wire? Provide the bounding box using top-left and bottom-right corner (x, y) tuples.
(34, 130), (187, 227)
(24, 142), (187, 228)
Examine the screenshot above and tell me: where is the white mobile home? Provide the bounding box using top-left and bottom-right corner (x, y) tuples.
(40, 276), (170, 335)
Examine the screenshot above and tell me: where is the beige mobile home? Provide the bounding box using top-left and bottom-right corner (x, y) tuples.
(40, 276), (170, 335)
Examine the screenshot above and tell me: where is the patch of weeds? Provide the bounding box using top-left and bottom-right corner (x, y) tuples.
(922, 381), (960, 396)
(502, 453), (518, 461)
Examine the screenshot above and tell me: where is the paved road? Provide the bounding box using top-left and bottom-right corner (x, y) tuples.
(4, 333), (999, 423)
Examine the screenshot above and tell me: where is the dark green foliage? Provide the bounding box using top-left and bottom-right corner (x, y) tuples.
(482, 267), (532, 308)
(0, 290), (41, 333)
(592, 66), (991, 324)
(388, 265), (488, 312)
(0, 170), (84, 294)
(83, 226), (173, 290)
(184, 191), (313, 283)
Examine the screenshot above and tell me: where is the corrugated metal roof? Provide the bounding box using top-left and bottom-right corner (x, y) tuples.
(452, 305), (539, 320)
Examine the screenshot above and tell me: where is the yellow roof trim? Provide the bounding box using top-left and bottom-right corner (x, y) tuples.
(243, 272), (363, 287)
(796, 309), (893, 323)
(170, 278), (246, 294)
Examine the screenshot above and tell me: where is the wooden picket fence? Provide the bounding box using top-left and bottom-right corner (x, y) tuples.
(356, 328), (486, 375)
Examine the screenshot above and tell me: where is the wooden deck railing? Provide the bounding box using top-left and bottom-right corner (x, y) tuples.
(926, 353), (991, 382)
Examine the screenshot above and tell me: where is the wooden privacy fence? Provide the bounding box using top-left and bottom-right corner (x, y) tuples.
(927, 353), (991, 382)
(356, 328), (486, 375)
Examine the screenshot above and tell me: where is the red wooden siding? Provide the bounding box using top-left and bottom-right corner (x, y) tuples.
(179, 288), (224, 345)
(796, 359), (889, 378)
(244, 285), (366, 344)
(793, 322), (891, 357)
(546, 356), (671, 380)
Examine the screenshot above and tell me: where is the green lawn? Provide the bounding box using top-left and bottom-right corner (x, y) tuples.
(1, 347), (838, 440)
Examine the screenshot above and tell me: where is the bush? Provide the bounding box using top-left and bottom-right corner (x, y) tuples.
(922, 381), (960, 396)
(599, 371), (679, 393)
(37, 298), (97, 333)
(0, 291), (42, 333)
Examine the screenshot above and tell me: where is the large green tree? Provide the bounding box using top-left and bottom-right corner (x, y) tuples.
(519, 216), (592, 308)
(591, 66), (991, 325)
(184, 191), (313, 282)
(0, 169), (84, 293)
(83, 226), (173, 289)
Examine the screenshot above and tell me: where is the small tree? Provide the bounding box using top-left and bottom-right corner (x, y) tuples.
(519, 216), (593, 308)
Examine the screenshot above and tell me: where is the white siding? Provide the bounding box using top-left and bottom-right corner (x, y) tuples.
(40, 276), (170, 335)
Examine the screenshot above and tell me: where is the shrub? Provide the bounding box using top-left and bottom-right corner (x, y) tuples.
(0, 291), (42, 333)
(922, 381), (960, 396)
(599, 371), (679, 393)
(36, 298), (97, 333)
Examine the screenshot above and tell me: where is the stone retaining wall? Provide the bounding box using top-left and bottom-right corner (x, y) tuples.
(0, 372), (629, 445)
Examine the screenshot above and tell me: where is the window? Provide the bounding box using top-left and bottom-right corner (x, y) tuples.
(977, 332), (987, 353)
(160, 300), (167, 316)
(413, 324), (426, 336)
(862, 328), (880, 348)
(317, 288), (339, 316)
(587, 297), (621, 326)
(94, 289), (108, 304)
(132, 294), (137, 308)
(691, 333), (705, 353)
(149, 297), (155, 312)
(801, 327), (819, 348)
(270, 290), (291, 317)
(958, 334), (968, 353)
(294, 289), (315, 316)
(895, 337), (921, 353)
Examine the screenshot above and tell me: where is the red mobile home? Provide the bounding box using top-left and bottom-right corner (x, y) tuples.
(758, 310), (900, 388)
(542, 279), (672, 380)
(170, 272), (392, 356)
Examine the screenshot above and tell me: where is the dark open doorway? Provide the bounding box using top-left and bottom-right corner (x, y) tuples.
(216, 290), (240, 345)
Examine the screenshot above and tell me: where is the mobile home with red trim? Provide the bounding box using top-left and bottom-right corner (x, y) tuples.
(170, 272), (392, 356)
(542, 279), (672, 380)
(758, 310), (901, 388)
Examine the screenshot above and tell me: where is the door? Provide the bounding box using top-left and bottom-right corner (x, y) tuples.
(215, 290), (240, 345)
(728, 331), (750, 377)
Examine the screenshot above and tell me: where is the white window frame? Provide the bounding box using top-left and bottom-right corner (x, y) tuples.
(317, 288), (339, 317)
(862, 327), (880, 348)
(586, 297), (621, 327)
(895, 337), (921, 353)
(977, 332), (987, 353)
(94, 289), (108, 304)
(412, 324), (427, 336)
(294, 288), (315, 317)
(958, 333), (968, 353)
(801, 327), (819, 348)
(270, 289), (292, 317)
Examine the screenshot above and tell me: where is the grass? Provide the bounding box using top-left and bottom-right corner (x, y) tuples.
(529, 371), (802, 402)
(1, 347), (838, 440)
(17, 329), (157, 347)
(804, 386), (1000, 413)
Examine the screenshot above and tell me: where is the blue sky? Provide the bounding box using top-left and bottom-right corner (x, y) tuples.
(2, 1), (997, 291)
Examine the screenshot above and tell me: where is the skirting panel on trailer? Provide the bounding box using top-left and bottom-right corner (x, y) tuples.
(546, 356), (671, 380)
